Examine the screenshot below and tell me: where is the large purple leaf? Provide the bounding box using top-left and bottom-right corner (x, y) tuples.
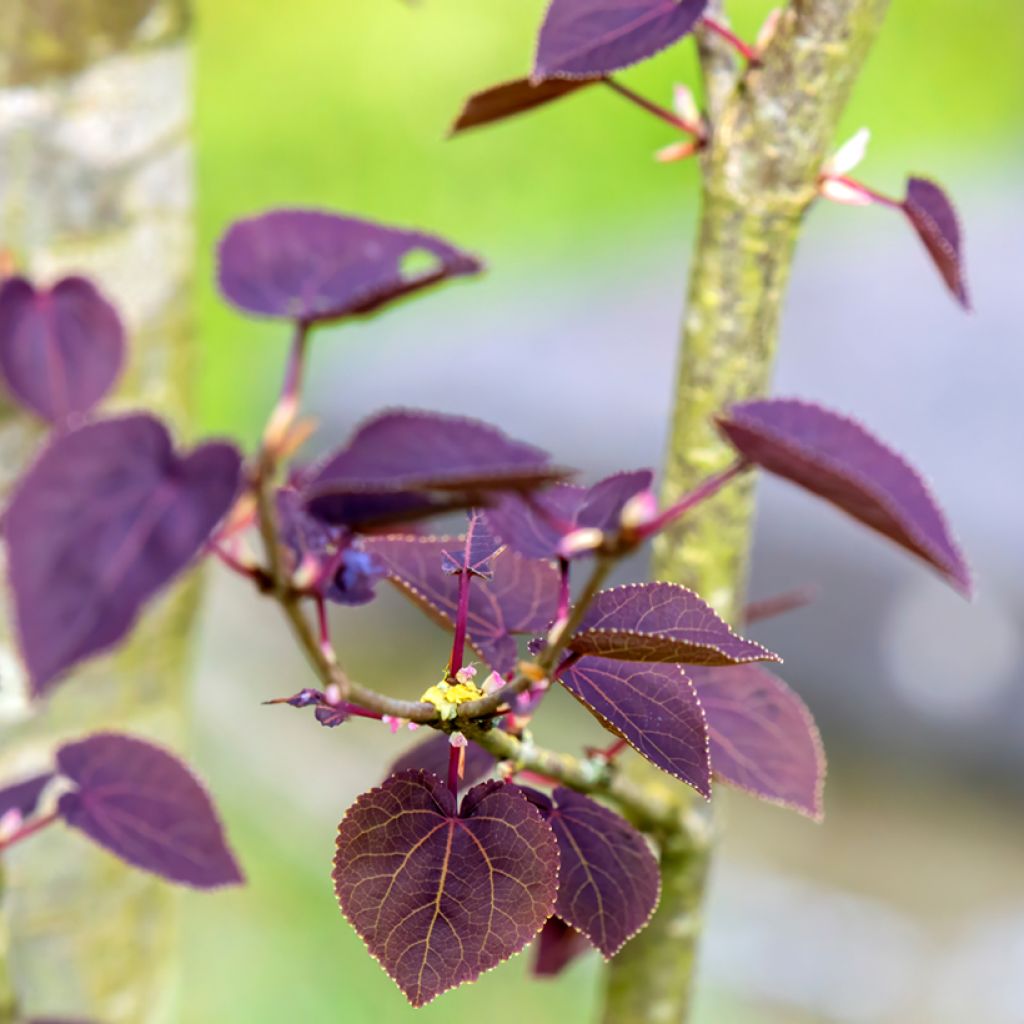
(533, 917), (591, 977)
(691, 664), (826, 820)
(534, 0), (708, 80)
(388, 732), (496, 788)
(486, 470), (652, 560)
(716, 399), (971, 595)
(0, 772), (53, 820)
(333, 772), (558, 1007)
(363, 533), (561, 675)
(541, 787), (660, 957)
(217, 209), (481, 324)
(903, 177), (969, 309)
(450, 76), (598, 135)
(56, 733), (244, 888)
(0, 275), (124, 426)
(559, 656), (711, 795)
(569, 582), (779, 665)
(4, 415), (242, 693)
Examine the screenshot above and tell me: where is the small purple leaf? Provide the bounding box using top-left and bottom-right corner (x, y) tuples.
(0, 275), (124, 426)
(533, 917), (592, 977)
(716, 398), (972, 595)
(217, 209), (482, 324)
(534, 0), (708, 81)
(333, 771), (559, 1007)
(903, 177), (970, 309)
(441, 512), (503, 578)
(569, 582), (779, 665)
(559, 657), (710, 794)
(364, 533), (561, 675)
(543, 787), (660, 957)
(692, 664), (826, 820)
(4, 414), (242, 693)
(450, 76), (599, 135)
(56, 733), (244, 888)
(388, 732), (496, 787)
(0, 772), (54, 820)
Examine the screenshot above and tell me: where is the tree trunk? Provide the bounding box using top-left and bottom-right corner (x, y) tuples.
(0, 3), (195, 1021)
(601, 2), (891, 1021)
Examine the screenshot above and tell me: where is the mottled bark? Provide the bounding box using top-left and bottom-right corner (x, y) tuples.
(0, 3), (195, 1021)
(601, 2), (891, 1021)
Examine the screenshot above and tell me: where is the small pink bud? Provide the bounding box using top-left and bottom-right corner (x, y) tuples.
(325, 683), (343, 705)
(819, 177), (875, 207)
(291, 552), (321, 590)
(449, 732), (468, 749)
(0, 808), (23, 841)
(672, 84), (700, 127)
(823, 128), (871, 178)
(557, 526), (604, 558)
(655, 140), (699, 164)
(755, 7), (783, 52)
(454, 665), (478, 685)
(483, 671), (504, 695)
(620, 489), (659, 530)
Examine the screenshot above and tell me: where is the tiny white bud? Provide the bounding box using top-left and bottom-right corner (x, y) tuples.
(620, 489), (659, 530)
(823, 127), (871, 178)
(557, 527), (604, 558)
(672, 84), (700, 126)
(755, 8), (783, 52)
(819, 177), (875, 206)
(449, 732), (468, 749)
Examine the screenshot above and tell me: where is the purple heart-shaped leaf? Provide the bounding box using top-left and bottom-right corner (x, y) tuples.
(56, 733), (244, 888)
(534, 0), (708, 81)
(217, 209), (482, 324)
(559, 656), (711, 794)
(388, 732), (496, 788)
(441, 512), (504, 578)
(533, 916), (592, 977)
(716, 398), (971, 596)
(333, 772), (559, 1007)
(0, 772), (54, 820)
(4, 415), (242, 693)
(902, 177), (969, 309)
(364, 533), (561, 675)
(450, 76), (599, 135)
(691, 664), (826, 820)
(569, 582), (779, 665)
(540, 787), (660, 957)
(0, 275), (124, 426)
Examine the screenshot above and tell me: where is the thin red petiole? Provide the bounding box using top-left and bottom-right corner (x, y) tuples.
(0, 811), (58, 852)
(604, 77), (704, 138)
(207, 541), (264, 582)
(744, 584), (821, 625)
(264, 320), (312, 452)
(823, 174), (902, 209)
(447, 743), (465, 799)
(636, 459), (749, 539)
(556, 558), (571, 624)
(315, 595), (336, 665)
(587, 738), (629, 762)
(700, 15), (761, 64)
(343, 703), (383, 721)
(449, 525), (480, 676)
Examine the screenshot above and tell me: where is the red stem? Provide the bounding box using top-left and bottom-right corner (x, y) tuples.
(208, 541), (263, 582)
(637, 460), (749, 539)
(604, 77), (703, 138)
(826, 174), (903, 210)
(556, 558), (571, 623)
(700, 15), (761, 64)
(0, 811), (58, 851)
(744, 584), (821, 625)
(447, 743), (464, 799)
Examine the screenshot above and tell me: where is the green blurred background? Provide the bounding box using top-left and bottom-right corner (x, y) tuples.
(182, 2), (1024, 1022)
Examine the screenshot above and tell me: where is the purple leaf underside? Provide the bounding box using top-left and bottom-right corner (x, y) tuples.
(903, 177), (970, 309)
(441, 512), (504, 577)
(533, 917), (592, 977)
(451, 76), (599, 135)
(0, 772), (54, 821)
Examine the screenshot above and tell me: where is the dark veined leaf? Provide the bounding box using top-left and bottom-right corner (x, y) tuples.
(217, 209), (481, 324)
(4, 415), (242, 693)
(333, 771), (559, 1007)
(716, 398), (972, 596)
(56, 733), (244, 888)
(441, 512), (503, 578)
(0, 275), (124, 425)
(569, 582), (780, 665)
(531, 787), (660, 957)
(305, 410), (568, 526)
(487, 470), (653, 559)
(691, 664), (826, 820)
(559, 657), (710, 795)
(450, 76), (599, 135)
(903, 177), (969, 309)
(364, 533), (561, 675)
(533, 917), (591, 977)
(388, 731), (496, 788)
(0, 772), (53, 820)
(534, 0), (708, 81)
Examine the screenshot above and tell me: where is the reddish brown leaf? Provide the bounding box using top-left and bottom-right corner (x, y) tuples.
(533, 916), (591, 977)
(450, 76), (598, 135)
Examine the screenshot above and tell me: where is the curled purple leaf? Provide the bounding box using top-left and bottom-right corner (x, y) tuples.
(0, 772), (54, 821)
(56, 733), (244, 888)
(533, 917), (592, 977)
(903, 177), (969, 309)
(4, 415), (242, 694)
(450, 76), (599, 135)
(0, 275), (124, 426)
(217, 209), (482, 324)
(333, 771), (559, 1007)
(716, 398), (972, 596)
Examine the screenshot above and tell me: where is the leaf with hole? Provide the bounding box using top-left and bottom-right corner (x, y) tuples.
(0, 275), (124, 426)
(716, 398), (971, 595)
(691, 664), (826, 819)
(56, 733), (244, 888)
(333, 771), (559, 1007)
(902, 177), (969, 309)
(3, 415), (242, 693)
(450, 77), (599, 135)
(559, 657), (710, 794)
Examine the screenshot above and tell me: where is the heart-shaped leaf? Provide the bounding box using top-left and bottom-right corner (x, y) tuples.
(533, 917), (591, 977)
(559, 656), (710, 794)
(691, 664), (826, 820)
(534, 0), (708, 81)
(388, 732), (496, 788)
(450, 76), (599, 135)
(902, 177), (969, 309)
(333, 771), (559, 1007)
(364, 533), (561, 675)
(569, 582), (779, 665)
(217, 209), (482, 324)
(56, 733), (244, 888)
(0, 275), (124, 426)
(716, 398), (971, 595)
(487, 470), (653, 559)
(535, 787), (660, 957)
(4, 415), (242, 693)
(0, 772), (53, 820)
